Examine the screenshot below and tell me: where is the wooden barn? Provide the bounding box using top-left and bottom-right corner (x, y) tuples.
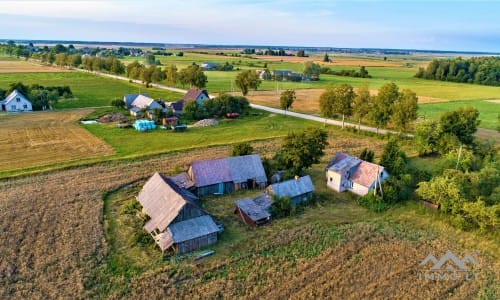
(234, 193), (273, 226)
(187, 154), (267, 197)
(137, 172), (219, 254)
(267, 175), (315, 206)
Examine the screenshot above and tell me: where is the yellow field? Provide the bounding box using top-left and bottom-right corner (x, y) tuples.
(0, 110), (113, 172)
(0, 59), (69, 73)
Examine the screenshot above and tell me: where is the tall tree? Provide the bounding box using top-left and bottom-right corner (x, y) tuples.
(280, 89), (296, 112)
(439, 106), (480, 145)
(280, 128), (329, 175)
(332, 83), (355, 128)
(166, 64), (178, 86)
(178, 64), (207, 88)
(235, 70), (261, 96)
(379, 139), (408, 176)
(368, 82), (399, 133)
(353, 84), (371, 130)
(303, 61), (321, 80)
(319, 84), (335, 118)
(323, 52), (330, 62)
(392, 88), (418, 132)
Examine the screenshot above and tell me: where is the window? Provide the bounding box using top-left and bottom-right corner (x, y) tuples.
(16, 97), (20, 102)
(23, 104), (28, 109)
(11, 105), (16, 110)
(329, 177), (332, 182)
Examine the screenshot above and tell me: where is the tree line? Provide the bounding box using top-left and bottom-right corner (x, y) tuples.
(320, 66), (371, 78)
(415, 56), (500, 86)
(183, 94), (249, 120)
(319, 82), (418, 132)
(0, 82), (73, 110)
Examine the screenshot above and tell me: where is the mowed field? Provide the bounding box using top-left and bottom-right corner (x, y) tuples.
(1, 139), (498, 299)
(0, 59), (69, 73)
(0, 110), (113, 172)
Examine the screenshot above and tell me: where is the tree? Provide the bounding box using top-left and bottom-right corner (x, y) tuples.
(392, 88), (418, 132)
(303, 61), (321, 80)
(296, 50), (306, 57)
(332, 83), (355, 128)
(166, 64), (178, 86)
(439, 106), (480, 145)
(111, 98), (124, 108)
(323, 52), (330, 62)
(280, 128), (329, 174)
(319, 84), (335, 118)
(178, 64), (207, 88)
(379, 139), (407, 176)
(280, 90), (296, 112)
(235, 70), (261, 96)
(352, 84), (371, 130)
(414, 120), (441, 156)
(368, 82), (399, 132)
(146, 54), (156, 65)
(416, 176), (463, 214)
(54, 53), (68, 67)
(230, 142), (253, 156)
(359, 148), (375, 162)
(8, 82), (30, 95)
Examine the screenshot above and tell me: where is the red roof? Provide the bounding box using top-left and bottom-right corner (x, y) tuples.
(182, 89), (208, 101)
(350, 161), (383, 188)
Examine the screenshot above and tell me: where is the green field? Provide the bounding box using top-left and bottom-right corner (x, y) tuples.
(0, 72), (183, 108)
(83, 110), (321, 158)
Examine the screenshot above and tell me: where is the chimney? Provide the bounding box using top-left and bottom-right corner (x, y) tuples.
(295, 175), (299, 181)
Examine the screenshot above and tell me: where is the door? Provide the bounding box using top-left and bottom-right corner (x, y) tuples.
(218, 183), (224, 194)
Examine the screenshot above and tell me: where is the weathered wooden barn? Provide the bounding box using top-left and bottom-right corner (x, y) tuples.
(188, 154), (267, 197)
(137, 172), (219, 254)
(234, 193), (273, 226)
(325, 152), (389, 196)
(266, 175), (315, 206)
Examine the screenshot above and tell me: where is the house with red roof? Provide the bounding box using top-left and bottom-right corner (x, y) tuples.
(182, 88), (210, 105)
(325, 152), (389, 196)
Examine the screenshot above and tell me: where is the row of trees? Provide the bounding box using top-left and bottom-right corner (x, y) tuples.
(126, 61), (166, 85)
(415, 56), (500, 86)
(183, 94), (249, 120)
(1, 82), (73, 110)
(320, 66), (371, 78)
(319, 82), (418, 132)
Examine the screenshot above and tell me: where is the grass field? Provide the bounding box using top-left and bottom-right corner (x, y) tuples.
(1, 139), (497, 299)
(0, 110), (113, 172)
(0, 71), (183, 108)
(0, 58), (69, 73)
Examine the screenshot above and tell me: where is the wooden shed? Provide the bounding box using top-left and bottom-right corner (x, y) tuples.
(137, 172), (219, 254)
(188, 154), (267, 197)
(234, 193), (273, 226)
(267, 175), (315, 206)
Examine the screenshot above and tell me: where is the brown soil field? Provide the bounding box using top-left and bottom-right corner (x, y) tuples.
(0, 110), (113, 172)
(257, 55), (401, 67)
(0, 60), (69, 73)
(1, 136), (497, 299)
(239, 89), (447, 115)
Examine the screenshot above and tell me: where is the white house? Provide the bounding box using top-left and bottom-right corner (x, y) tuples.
(123, 94), (163, 117)
(0, 90), (32, 112)
(325, 152), (389, 196)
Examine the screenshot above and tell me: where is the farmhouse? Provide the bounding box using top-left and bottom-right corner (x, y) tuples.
(182, 88), (210, 105)
(201, 62), (219, 70)
(234, 193), (273, 226)
(266, 175), (314, 206)
(123, 94), (163, 117)
(187, 154), (267, 197)
(0, 90), (32, 112)
(123, 93), (148, 108)
(273, 70), (303, 81)
(325, 152), (389, 196)
(137, 172), (220, 254)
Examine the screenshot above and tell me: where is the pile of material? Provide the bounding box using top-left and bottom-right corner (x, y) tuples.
(192, 119), (218, 127)
(99, 113), (126, 123)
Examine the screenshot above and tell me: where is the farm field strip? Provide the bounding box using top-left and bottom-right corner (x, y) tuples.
(0, 110), (113, 172)
(0, 58), (69, 73)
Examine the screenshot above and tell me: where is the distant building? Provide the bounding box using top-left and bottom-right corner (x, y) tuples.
(0, 90), (32, 112)
(325, 152), (389, 196)
(201, 62), (219, 70)
(266, 175), (315, 206)
(137, 172), (220, 254)
(123, 93), (163, 117)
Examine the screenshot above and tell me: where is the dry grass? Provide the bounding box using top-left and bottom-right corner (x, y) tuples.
(256, 55), (400, 67)
(0, 135), (497, 299)
(239, 89), (447, 115)
(0, 60), (69, 73)
(0, 110), (113, 172)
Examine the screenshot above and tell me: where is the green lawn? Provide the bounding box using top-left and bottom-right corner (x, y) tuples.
(0, 71), (183, 108)
(83, 110), (321, 158)
(419, 100), (500, 130)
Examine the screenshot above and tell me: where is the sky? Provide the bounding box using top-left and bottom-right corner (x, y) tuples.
(1, 0), (499, 52)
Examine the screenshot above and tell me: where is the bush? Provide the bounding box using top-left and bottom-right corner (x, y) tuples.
(270, 195), (292, 218)
(230, 142), (253, 156)
(356, 193), (389, 212)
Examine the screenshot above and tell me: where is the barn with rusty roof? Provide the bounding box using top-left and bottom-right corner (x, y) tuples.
(234, 193), (273, 226)
(325, 152), (389, 196)
(187, 154), (267, 197)
(137, 172), (219, 254)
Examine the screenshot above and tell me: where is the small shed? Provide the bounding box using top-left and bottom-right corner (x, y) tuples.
(267, 175), (315, 206)
(234, 193), (273, 226)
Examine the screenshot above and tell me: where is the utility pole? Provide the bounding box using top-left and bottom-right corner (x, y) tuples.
(455, 144), (463, 170)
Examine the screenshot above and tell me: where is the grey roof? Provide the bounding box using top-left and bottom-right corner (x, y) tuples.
(326, 153), (361, 174)
(268, 175), (314, 198)
(124, 93), (148, 108)
(190, 154), (267, 188)
(168, 215), (219, 243)
(138, 172), (200, 233)
(170, 172), (195, 189)
(3, 90), (31, 106)
(253, 193), (274, 210)
(131, 94), (156, 109)
(235, 198), (271, 222)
